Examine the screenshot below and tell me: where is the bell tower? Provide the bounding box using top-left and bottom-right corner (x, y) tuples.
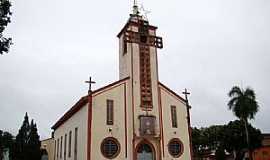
(118, 10), (163, 108)
(117, 5), (163, 141)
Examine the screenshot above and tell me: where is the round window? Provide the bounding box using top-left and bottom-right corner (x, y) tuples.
(100, 137), (120, 159)
(168, 138), (183, 158)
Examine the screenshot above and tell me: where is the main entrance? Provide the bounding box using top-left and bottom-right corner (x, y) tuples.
(136, 142), (155, 160)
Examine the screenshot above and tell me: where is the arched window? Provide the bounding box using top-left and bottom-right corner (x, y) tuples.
(100, 137), (120, 159)
(168, 138), (184, 158)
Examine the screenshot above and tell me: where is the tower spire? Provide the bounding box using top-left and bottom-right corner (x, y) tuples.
(132, 0), (139, 15)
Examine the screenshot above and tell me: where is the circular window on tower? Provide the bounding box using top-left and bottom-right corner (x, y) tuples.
(100, 137), (120, 159)
(168, 138), (184, 158)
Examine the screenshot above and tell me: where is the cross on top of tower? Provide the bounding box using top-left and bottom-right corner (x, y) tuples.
(131, 0), (151, 20)
(139, 4), (151, 20)
(85, 76), (96, 94)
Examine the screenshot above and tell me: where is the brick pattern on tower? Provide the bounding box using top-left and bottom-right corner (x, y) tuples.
(139, 44), (152, 108)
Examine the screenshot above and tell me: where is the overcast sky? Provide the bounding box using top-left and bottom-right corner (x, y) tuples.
(0, 0), (269, 139)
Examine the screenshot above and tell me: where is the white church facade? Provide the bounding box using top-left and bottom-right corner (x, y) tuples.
(51, 6), (193, 160)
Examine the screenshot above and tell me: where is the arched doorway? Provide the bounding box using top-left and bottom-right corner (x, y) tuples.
(136, 141), (155, 160)
(40, 149), (48, 160)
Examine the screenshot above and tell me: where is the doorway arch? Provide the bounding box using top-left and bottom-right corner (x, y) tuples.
(135, 140), (155, 160)
(40, 149), (48, 160)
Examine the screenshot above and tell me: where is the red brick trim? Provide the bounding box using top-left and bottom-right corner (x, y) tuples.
(187, 104), (194, 160)
(124, 83), (127, 158)
(87, 93), (92, 160)
(139, 44), (153, 109)
(158, 87), (165, 157)
(51, 77), (130, 130)
(131, 43), (135, 153)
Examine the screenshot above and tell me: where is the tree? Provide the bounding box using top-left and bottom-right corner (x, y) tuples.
(0, 130), (15, 160)
(28, 120), (41, 160)
(223, 120), (262, 160)
(192, 127), (207, 158)
(215, 146), (226, 160)
(228, 86), (259, 159)
(192, 125), (226, 159)
(192, 121), (262, 160)
(14, 113), (41, 160)
(0, 0), (12, 54)
(15, 112), (30, 160)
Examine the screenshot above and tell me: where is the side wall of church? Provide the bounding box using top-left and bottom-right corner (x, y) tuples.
(54, 104), (88, 160)
(159, 85), (191, 160)
(91, 80), (131, 159)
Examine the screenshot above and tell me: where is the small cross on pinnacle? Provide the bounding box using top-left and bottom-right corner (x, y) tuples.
(182, 88), (191, 108)
(139, 4), (151, 20)
(85, 76), (96, 94)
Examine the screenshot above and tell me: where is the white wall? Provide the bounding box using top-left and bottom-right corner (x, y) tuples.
(54, 104), (88, 160)
(91, 81), (128, 159)
(159, 85), (191, 160)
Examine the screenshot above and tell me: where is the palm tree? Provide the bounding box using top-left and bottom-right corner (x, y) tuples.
(228, 86), (259, 160)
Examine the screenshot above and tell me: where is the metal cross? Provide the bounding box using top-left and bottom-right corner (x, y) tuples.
(182, 88), (191, 108)
(85, 76), (96, 94)
(139, 4), (151, 20)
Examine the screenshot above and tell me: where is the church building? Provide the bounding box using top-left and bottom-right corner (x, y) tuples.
(51, 5), (193, 160)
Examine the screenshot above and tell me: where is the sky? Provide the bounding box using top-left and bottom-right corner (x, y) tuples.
(0, 0), (269, 139)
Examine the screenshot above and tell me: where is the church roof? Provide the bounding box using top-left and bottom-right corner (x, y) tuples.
(51, 96), (88, 130)
(51, 77), (130, 130)
(158, 82), (187, 103)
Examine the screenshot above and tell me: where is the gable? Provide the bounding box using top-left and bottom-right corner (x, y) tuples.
(51, 77), (130, 130)
(158, 82), (186, 104)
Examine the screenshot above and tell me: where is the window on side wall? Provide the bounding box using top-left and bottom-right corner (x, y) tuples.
(57, 139), (59, 160)
(171, 105), (178, 128)
(64, 134), (67, 160)
(74, 127), (78, 160)
(106, 99), (114, 125)
(60, 136), (63, 159)
(123, 41), (127, 55)
(68, 131), (72, 158)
